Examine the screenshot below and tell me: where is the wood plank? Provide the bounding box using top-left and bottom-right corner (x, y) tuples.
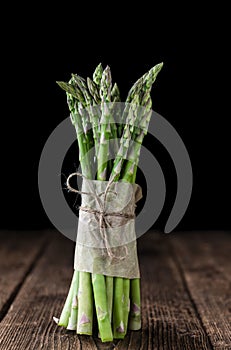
(0, 231), (212, 349)
(138, 232), (211, 350)
(0, 230), (48, 321)
(0, 232), (100, 350)
(170, 231), (231, 350)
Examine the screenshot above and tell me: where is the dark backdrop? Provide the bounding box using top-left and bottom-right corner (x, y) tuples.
(1, 8), (230, 231)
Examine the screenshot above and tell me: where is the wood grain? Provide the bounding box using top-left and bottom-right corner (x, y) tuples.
(138, 233), (211, 350)
(0, 230), (47, 320)
(170, 231), (231, 350)
(0, 233), (77, 349)
(0, 231), (230, 349)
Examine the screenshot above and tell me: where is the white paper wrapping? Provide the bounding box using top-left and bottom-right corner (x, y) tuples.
(74, 178), (142, 278)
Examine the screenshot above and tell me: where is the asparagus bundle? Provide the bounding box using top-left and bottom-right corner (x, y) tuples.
(55, 62), (163, 342)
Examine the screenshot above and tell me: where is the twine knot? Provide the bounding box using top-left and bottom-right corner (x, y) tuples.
(66, 172), (134, 260)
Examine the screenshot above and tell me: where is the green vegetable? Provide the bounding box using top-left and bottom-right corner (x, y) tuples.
(55, 62), (163, 342)
(77, 272), (93, 335)
(58, 270), (79, 327)
(92, 274), (113, 341)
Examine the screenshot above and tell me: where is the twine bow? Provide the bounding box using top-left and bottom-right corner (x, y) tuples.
(66, 172), (135, 260)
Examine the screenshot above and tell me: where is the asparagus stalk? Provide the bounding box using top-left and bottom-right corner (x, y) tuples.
(88, 104), (101, 158)
(129, 279), (141, 330)
(99, 66), (118, 144)
(109, 95), (139, 182)
(121, 63), (163, 182)
(72, 75), (101, 157)
(58, 270), (79, 327)
(113, 277), (125, 339)
(88, 75), (120, 158)
(107, 100), (140, 340)
(122, 63), (164, 330)
(67, 94), (92, 179)
(119, 146), (142, 331)
(56, 80), (93, 177)
(56, 81), (94, 336)
(105, 276), (113, 323)
(108, 92), (145, 337)
(67, 271), (79, 330)
(70, 75), (94, 152)
(92, 274), (113, 342)
(93, 66), (114, 341)
(71, 94), (94, 336)
(97, 66), (112, 180)
(112, 66), (154, 178)
(111, 82), (122, 147)
(77, 272), (93, 335)
(119, 153), (142, 331)
(123, 278), (130, 334)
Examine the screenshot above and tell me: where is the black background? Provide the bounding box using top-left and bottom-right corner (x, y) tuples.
(1, 7), (230, 231)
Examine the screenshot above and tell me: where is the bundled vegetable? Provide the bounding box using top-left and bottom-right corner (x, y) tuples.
(54, 62), (163, 342)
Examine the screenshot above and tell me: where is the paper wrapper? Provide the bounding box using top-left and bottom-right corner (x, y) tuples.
(74, 178), (142, 279)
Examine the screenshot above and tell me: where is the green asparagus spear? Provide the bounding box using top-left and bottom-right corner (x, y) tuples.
(77, 272), (93, 335)
(87, 77), (101, 104)
(93, 63), (103, 86)
(113, 277), (125, 339)
(58, 270), (79, 327)
(111, 83), (121, 102)
(105, 276), (114, 323)
(67, 271), (79, 330)
(97, 66), (113, 180)
(92, 274), (113, 342)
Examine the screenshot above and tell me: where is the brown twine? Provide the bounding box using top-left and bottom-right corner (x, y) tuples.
(66, 172), (135, 260)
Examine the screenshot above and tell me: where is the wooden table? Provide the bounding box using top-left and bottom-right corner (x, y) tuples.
(0, 230), (230, 349)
